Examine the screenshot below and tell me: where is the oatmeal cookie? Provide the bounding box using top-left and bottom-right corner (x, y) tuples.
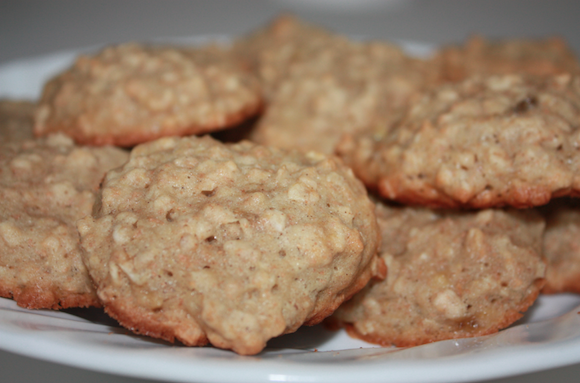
(540, 198), (580, 294)
(232, 14), (349, 99)
(436, 36), (580, 82)
(77, 135), (383, 355)
(0, 100), (35, 143)
(0, 134), (128, 309)
(34, 43), (263, 146)
(250, 41), (432, 154)
(338, 74), (580, 208)
(329, 201), (546, 347)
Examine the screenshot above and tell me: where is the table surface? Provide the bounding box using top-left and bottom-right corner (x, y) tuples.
(1, 1), (580, 382)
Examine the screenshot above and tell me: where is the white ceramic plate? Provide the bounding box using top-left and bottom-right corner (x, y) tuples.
(2, 39), (580, 383)
(1, 295), (580, 383)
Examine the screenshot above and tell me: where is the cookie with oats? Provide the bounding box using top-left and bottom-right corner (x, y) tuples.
(329, 201), (546, 347)
(0, 100), (35, 143)
(232, 14), (348, 99)
(338, 74), (580, 208)
(235, 15), (438, 154)
(540, 198), (580, 294)
(34, 43), (263, 147)
(250, 41), (433, 154)
(0, 134), (128, 309)
(77, 135), (383, 355)
(436, 35), (580, 83)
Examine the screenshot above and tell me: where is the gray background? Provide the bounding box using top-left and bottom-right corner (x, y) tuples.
(1, 1), (579, 382)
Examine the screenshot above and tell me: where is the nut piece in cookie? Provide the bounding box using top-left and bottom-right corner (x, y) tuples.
(0, 134), (129, 309)
(77, 135), (382, 355)
(34, 43), (263, 147)
(0, 100), (35, 143)
(338, 74), (580, 208)
(329, 201), (546, 347)
(436, 35), (580, 82)
(539, 198), (580, 294)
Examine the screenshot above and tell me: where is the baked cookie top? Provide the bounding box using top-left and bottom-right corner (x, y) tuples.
(250, 40), (432, 154)
(329, 202), (546, 347)
(0, 134), (129, 309)
(0, 100), (35, 143)
(233, 14), (349, 99)
(540, 198), (580, 294)
(77, 135), (382, 355)
(436, 36), (580, 82)
(338, 74), (580, 208)
(34, 43), (263, 146)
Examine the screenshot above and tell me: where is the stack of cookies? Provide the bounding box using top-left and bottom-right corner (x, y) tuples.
(0, 25), (384, 356)
(1, 14), (579, 354)
(331, 33), (580, 345)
